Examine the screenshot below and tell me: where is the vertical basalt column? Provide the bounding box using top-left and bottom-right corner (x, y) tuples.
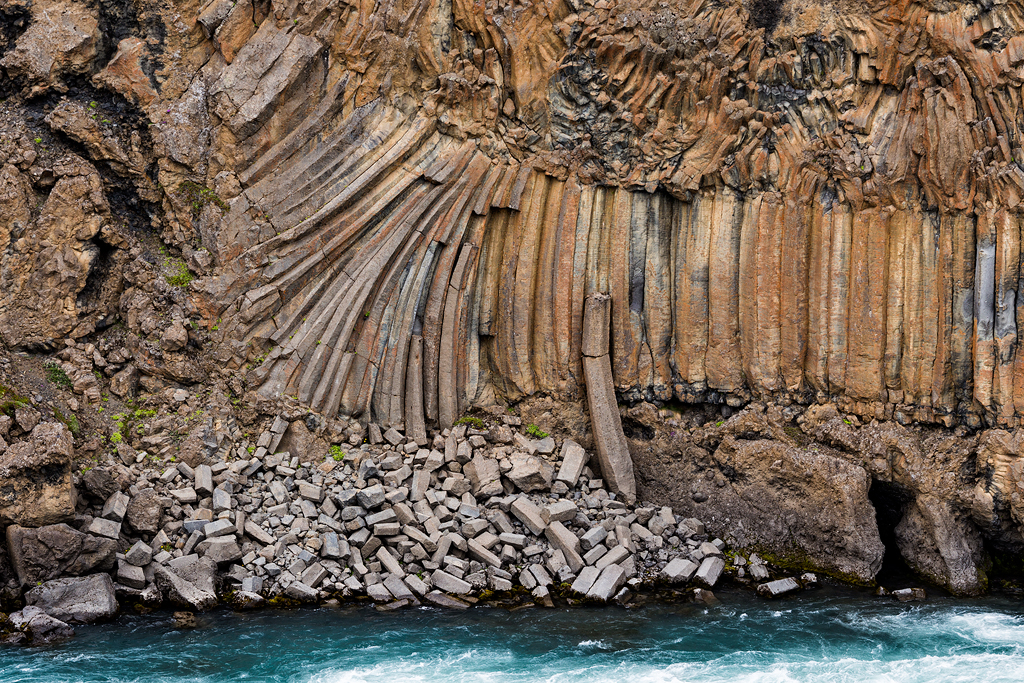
(581, 293), (636, 504)
(405, 334), (428, 446)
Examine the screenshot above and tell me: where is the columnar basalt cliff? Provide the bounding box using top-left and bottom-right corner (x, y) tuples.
(1, 0), (1024, 600)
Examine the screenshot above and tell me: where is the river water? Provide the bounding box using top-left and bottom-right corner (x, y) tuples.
(3, 586), (1023, 682)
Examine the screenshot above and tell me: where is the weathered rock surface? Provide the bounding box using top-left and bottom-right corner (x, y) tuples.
(642, 409), (884, 583)
(6, 606), (75, 645)
(0, 422), (76, 528)
(1, 0), (1024, 605)
(25, 574), (117, 624)
(6, 523), (117, 586)
(895, 495), (989, 596)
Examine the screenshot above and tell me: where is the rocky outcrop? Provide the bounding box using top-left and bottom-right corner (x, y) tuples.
(0, 156), (114, 348)
(2, 0), (1024, 601)
(4, 606), (74, 645)
(0, 422), (76, 528)
(637, 405), (885, 583)
(895, 495), (989, 596)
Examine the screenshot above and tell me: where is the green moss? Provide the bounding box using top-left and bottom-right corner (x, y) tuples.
(329, 445), (346, 461)
(747, 545), (876, 587)
(176, 180), (229, 217)
(43, 361), (73, 390)
(0, 384), (30, 417)
(163, 257), (195, 288)
(454, 416), (485, 430)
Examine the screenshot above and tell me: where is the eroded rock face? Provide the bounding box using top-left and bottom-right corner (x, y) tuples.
(638, 407), (885, 583)
(895, 495), (989, 596)
(0, 0), (101, 96)
(0, 156), (112, 348)
(0, 422), (76, 528)
(2, 0), (1024, 596)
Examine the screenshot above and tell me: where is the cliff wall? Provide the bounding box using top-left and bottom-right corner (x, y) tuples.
(2, 0), (1024, 591)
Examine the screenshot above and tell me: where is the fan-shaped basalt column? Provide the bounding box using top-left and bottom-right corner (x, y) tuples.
(210, 98), (1024, 434)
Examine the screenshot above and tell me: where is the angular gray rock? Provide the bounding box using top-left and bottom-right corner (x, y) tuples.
(464, 454), (503, 498)
(586, 564), (627, 601)
(7, 606), (75, 644)
(662, 558), (699, 583)
(125, 489), (163, 535)
(507, 454), (554, 493)
(695, 556), (725, 588)
(155, 565), (217, 611)
(25, 574), (118, 624)
(555, 440), (589, 487)
(757, 577), (800, 598)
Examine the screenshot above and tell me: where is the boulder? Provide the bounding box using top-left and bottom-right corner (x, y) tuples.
(6, 606), (74, 645)
(125, 489), (164, 535)
(895, 495), (988, 596)
(506, 454), (554, 492)
(464, 454), (503, 498)
(154, 563), (217, 611)
(25, 574), (118, 624)
(0, 422), (76, 527)
(80, 467), (120, 500)
(640, 408), (885, 585)
(6, 523), (117, 586)
(0, 0), (101, 94)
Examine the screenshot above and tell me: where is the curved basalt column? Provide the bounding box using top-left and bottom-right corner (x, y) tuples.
(177, 0), (1024, 434)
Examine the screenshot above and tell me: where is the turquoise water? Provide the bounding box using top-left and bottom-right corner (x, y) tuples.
(3, 587), (1023, 682)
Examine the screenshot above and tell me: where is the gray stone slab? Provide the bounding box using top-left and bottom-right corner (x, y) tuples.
(695, 556), (725, 588)
(586, 564), (627, 601)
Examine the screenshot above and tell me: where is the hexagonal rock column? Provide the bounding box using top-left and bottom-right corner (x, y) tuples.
(581, 293), (636, 503)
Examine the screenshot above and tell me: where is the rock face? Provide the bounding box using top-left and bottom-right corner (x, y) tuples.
(0, 422), (76, 528)
(6, 523), (117, 586)
(639, 407), (884, 583)
(895, 496), (989, 596)
(2, 0), (1024, 598)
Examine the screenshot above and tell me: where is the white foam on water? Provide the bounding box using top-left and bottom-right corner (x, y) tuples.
(576, 640), (609, 649)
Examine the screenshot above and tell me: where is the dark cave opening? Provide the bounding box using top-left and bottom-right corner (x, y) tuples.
(868, 479), (920, 588)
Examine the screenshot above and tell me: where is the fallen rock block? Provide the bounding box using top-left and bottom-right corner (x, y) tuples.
(424, 590), (470, 609)
(586, 564), (627, 601)
(662, 558), (699, 583)
(25, 574), (118, 624)
(0, 422), (76, 527)
(7, 606), (75, 645)
(756, 577), (800, 598)
(695, 556), (725, 588)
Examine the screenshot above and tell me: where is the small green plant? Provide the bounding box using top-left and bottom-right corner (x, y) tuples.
(110, 431), (123, 444)
(89, 101), (97, 109)
(175, 180), (228, 217)
(164, 257), (195, 287)
(97, 406), (104, 413)
(43, 361), (73, 390)
(525, 423), (548, 439)
(65, 413), (80, 435)
(454, 416), (485, 430)
(33, 137), (41, 144)
(329, 445), (346, 461)
(134, 408), (157, 418)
